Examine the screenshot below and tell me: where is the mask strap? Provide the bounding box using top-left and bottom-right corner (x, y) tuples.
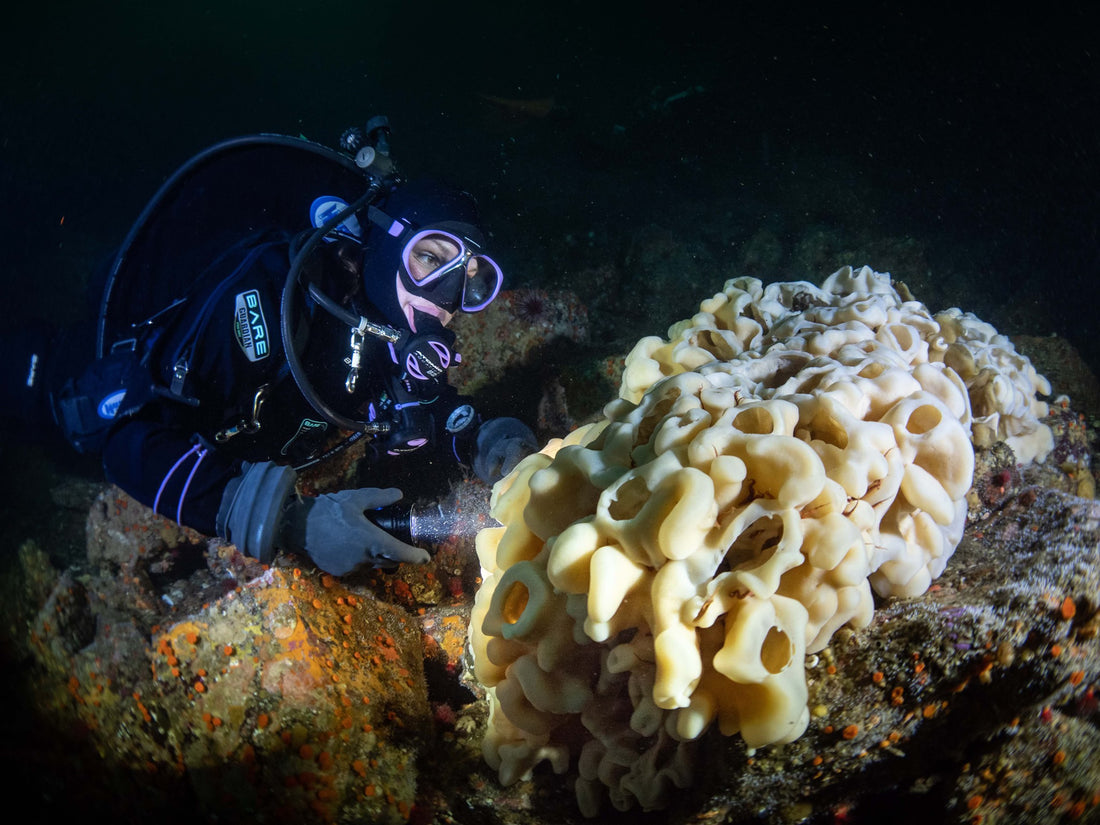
(367, 206), (409, 239)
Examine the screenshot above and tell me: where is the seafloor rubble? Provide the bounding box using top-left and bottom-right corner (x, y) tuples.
(0, 291), (1098, 824)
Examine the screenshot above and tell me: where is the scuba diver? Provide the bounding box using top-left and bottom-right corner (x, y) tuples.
(34, 118), (537, 575)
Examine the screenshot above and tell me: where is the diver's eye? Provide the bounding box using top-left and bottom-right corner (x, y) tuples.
(407, 235), (462, 281)
(415, 251), (441, 269)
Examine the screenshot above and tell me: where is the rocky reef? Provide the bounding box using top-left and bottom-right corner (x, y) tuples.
(689, 483), (1100, 825)
(1, 279), (1098, 825)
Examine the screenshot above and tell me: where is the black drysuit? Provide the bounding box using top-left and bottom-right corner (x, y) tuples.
(100, 230), (476, 536)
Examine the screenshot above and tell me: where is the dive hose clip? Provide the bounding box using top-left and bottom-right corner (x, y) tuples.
(345, 322), (366, 394)
(216, 384), (270, 442)
(346, 316), (403, 395)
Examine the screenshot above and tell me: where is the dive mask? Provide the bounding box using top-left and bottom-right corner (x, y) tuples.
(369, 206), (503, 313)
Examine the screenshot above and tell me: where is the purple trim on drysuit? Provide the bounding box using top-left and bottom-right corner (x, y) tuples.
(103, 418), (239, 536)
(154, 443), (209, 523)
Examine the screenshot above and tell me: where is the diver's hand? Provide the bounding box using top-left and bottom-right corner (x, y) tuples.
(473, 417), (539, 484)
(282, 488), (430, 575)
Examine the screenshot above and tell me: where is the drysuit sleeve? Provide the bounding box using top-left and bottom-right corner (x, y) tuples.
(101, 416), (241, 536)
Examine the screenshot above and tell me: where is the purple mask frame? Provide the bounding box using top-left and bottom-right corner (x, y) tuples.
(400, 227), (503, 312)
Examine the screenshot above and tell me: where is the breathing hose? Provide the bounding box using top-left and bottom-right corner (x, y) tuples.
(279, 179), (398, 434)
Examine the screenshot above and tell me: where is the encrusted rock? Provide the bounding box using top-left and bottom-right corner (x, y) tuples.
(3, 273), (1098, 824)
(449, 287), (589, 399)
(14, 532), (434, 822)
(678, 486), (1100, 825)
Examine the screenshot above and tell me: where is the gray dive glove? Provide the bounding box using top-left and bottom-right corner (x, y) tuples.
(217, 461), (429, 574)
(281, 487), (430, 573)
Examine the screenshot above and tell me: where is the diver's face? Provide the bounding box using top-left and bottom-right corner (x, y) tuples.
(397, 226), (503, 322)
(407, 234), (463, 282)
(395, 274), (455, 331)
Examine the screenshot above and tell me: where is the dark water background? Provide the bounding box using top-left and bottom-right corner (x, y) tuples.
(5, 1), (1097, 358)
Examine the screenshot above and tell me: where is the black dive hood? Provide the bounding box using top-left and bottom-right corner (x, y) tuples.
(360, 180), (487, 322)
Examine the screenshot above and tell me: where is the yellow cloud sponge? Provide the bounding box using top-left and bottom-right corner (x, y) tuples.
(469, 266), (1053, 815)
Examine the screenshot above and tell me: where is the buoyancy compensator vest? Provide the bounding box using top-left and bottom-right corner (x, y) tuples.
(60, 130), (406, 454)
